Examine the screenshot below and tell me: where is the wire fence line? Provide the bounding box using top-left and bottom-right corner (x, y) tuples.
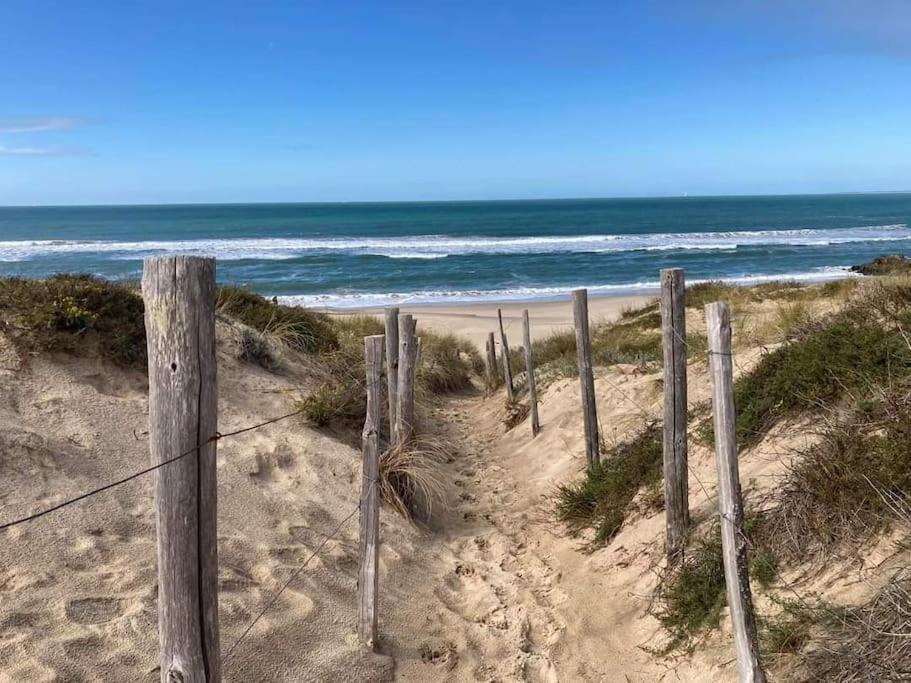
(0, 405), (308, 532)
(221, 504), (361, 665)
(0, 398), (369, 673)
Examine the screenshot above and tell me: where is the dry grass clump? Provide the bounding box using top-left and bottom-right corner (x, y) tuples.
(685, 278), (859, 311)
(531, 308), (666, 378)
(555, 422), (663, 548)
(235, 325), (280, 370)
(801, 569), (911, 681)
(502, 399), (530, 430)
(379, 437), (447, 521)
(0, 274), (146, 369)
(216, 286), (339, 354)
(754, 386), (911, 564)
(418, 331), (482, 394)
(300, 316), (479, 433)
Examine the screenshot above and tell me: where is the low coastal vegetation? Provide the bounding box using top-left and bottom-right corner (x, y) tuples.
(0, 274), (147, 369)
(552, 264), (911, 675)
(555, 423), (663, 547)
(0, 275), (479, 524)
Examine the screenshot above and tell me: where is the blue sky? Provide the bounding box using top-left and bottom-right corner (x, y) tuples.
(1, 1), (910, 205)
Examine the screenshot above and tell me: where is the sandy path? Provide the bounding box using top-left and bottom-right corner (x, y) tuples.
(389, 393), (566, 682)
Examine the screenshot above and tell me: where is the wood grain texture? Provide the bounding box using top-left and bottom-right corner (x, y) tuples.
(522, 310), (540, 436)
(572, 289), (600, 467)
(142, 256), (221, 683)
(706, 302), (767, 683)
(660, 268), (689, 564)
(497, 308), (515, 401)
(395, 314), (418, 446)
(384, 308), (399, 442)
(485, 331), (499, 393)
(358, 334), (384, 650)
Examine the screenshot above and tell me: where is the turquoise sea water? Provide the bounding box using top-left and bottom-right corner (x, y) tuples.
(1, 194), (910, 307)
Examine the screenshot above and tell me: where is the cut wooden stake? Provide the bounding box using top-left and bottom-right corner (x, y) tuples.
(522, 309), (540, 436)
(485, 331), (498, 392)
(706, 301), (767, 683)
(143, 256), (221, 683)
(497, 308), (515, 401)
(395, 314), (418, 447)
(358, 334), (383, 650)
(660, 268), (689, 564)
(384, 307), (399, 441)
(572, 288), (600, 467)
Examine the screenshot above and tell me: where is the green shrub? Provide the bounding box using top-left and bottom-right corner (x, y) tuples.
(555, 423), (663, 547)
(0, 275), (146, 369)
(724, 297), (911, 447)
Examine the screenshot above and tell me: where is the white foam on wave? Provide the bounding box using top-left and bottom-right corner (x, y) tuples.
(1, 224), (908, 261)
(277, 266), (860, 309)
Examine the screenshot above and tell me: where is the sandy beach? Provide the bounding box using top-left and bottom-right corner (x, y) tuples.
(330, 293), (657, 349)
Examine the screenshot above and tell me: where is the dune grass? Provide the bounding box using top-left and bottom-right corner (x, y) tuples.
(0, 274), (147, 369)
(216, 286), (339, 354)
(555, 423), (663, 547)
(698, 280), (911, 448)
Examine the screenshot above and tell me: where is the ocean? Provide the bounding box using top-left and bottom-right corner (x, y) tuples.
(1, 194), (910, 308)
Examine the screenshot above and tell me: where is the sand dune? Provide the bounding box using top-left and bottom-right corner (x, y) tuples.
(0, 294), (900, 681)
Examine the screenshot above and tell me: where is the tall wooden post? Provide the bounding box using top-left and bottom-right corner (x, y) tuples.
(395, 314), (418, 447)
(522, 310), (540, 436)
(384, 308), (399, 441)
(359, 335), (383, 650)
(485, 331), (498, 392)
(661, 268), (689, 564)
(572, 289), (600, 467)
(706, 302), (767, 683)
(497, 308), (515, 401)
(143, 256), (221, 683)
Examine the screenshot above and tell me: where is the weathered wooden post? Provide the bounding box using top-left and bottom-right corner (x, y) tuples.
(522, 309), (540, 436)
(359, 334), (383, 650)
(706, 302), (767, 683)
(572, 288), (600, 467)
(395, 314), (418, 447)
(497, 308), (515, 401)
(661, 268), (689, 564)
(485, 331), (498, 392)
(384, 307), (399, 439)
(143, 256), (221, 683)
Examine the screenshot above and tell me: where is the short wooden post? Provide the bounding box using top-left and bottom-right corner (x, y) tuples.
(497, 308), (515, 401)
(522, 310), (540, 436)
(142, 256), (221, 683)
(359, 334), (383, 650)
(661, 268), (689, 564)
(572, 288), (600, 467)
(384, 308), (399, 440)
(706, 302), (767, 683)
(485, 331), (498, 392)
(395, 314), (418, 447)
(415, 336), (423, 371)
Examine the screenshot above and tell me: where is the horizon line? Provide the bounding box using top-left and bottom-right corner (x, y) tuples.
(2, 189), (911, 210)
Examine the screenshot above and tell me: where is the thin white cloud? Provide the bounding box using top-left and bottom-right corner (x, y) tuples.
(0, 117), (93, 134)
(0, 145), (82, 157)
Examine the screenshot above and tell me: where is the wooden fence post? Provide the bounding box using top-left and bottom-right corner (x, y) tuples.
(497, 308), (515, 401)
(706, 302), (767, 683)
(572, 289), (600, 467)
(384, 308), (399, 441)
(485, 331), (499, 392)
(359, 334), (383, 650)
(395, 314), (418, 447)
(522, 309), (540, 436)
(661, 268), (689, 564)
(142, 256), (221, 683)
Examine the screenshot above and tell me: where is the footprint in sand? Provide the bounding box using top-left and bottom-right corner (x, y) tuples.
(65, 597), (126, 625)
